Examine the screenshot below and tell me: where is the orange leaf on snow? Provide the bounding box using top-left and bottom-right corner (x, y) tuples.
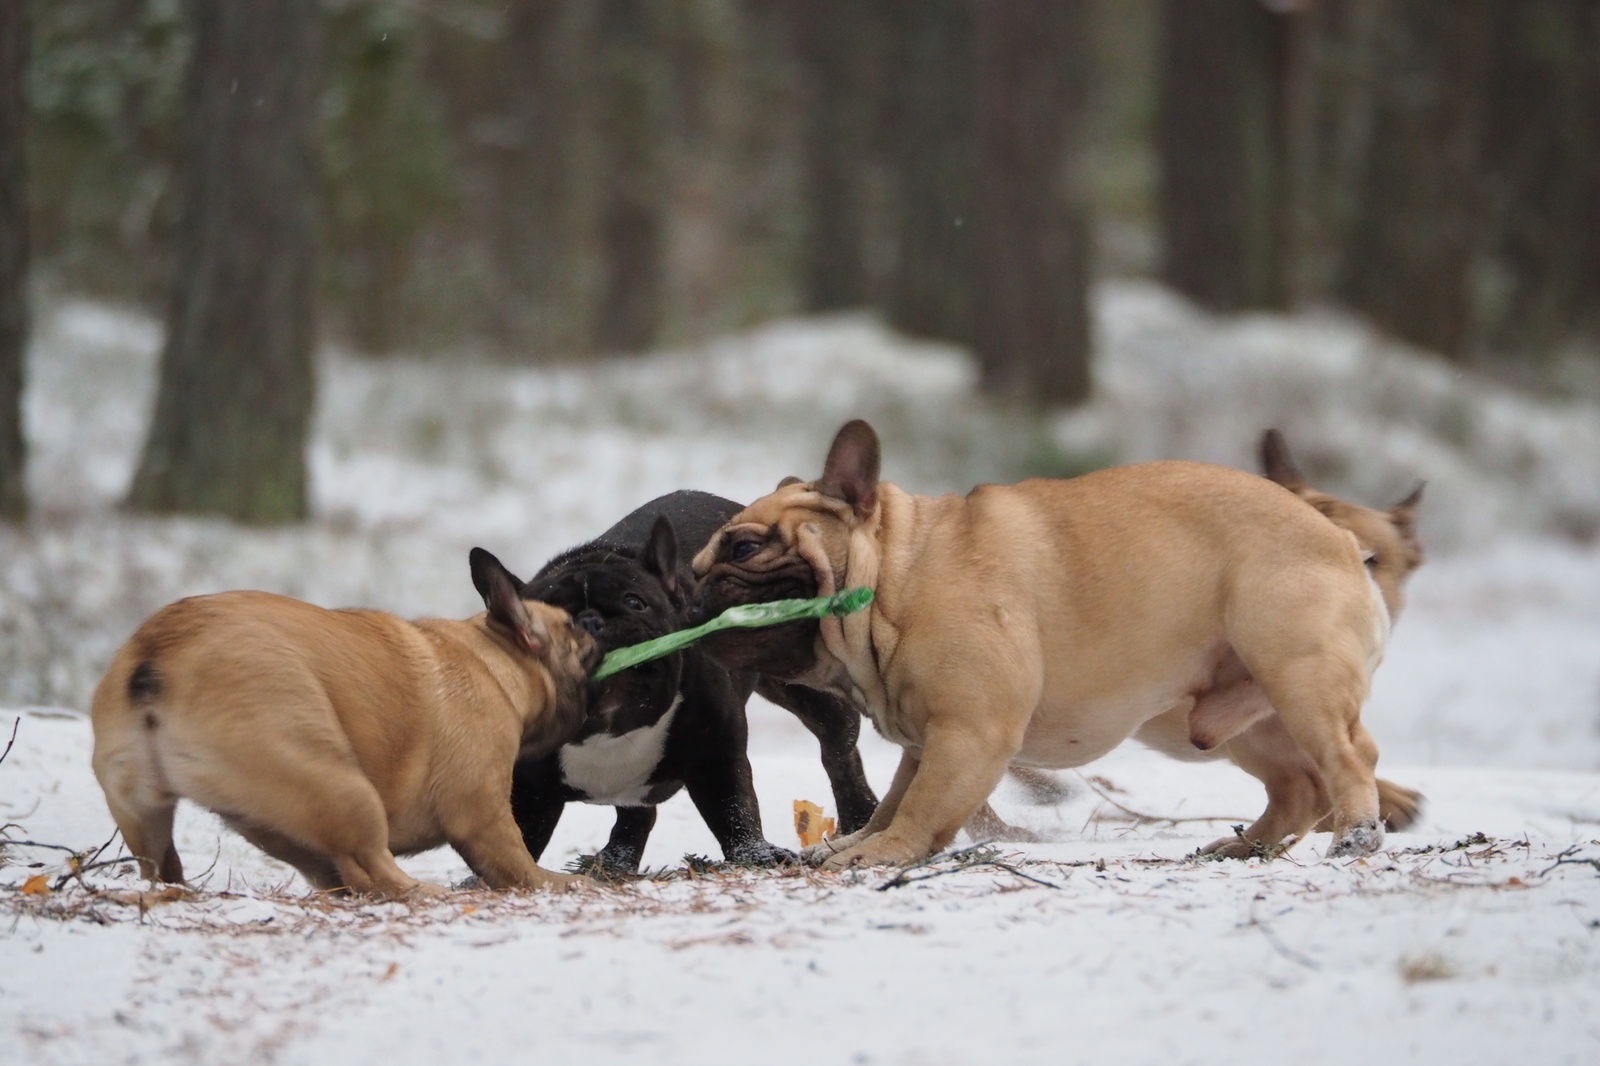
(21, 874), (50, 896)
(793, 800), (836, 849)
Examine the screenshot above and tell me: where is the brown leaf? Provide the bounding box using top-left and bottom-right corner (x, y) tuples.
(21, 874), (50, 896)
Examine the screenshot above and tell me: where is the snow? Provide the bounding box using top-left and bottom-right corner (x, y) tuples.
(4, 283), (1600, 1063)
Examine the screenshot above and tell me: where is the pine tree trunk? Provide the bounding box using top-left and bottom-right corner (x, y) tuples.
(972, 0), (1092, 407)
(0, 0), (26, 522)
(793, 0), (875, 312)
(127, 0), (319, 523)
(493, 0), (580, 352)
(1340, 1), (1493, 361)
(882, 0), (976, 346)
(1158, 0), (1288, 312)
(1478, 0), (1600, 356)
(591, 0), (664, 353)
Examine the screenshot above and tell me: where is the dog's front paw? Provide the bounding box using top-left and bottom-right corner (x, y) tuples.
(801, 828), (871, 866)
(728, 840), (798, 867)
(820, 833), (927, 872)
(1326, 819), (1383, 859)
(592, 844), (644, 876)
(402, 881), (451, 899)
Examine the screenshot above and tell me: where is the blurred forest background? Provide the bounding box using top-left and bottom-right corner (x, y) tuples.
(1, 0), (1599, 523)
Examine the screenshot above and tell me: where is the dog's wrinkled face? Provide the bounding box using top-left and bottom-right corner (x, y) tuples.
(691, 421), (880, 678)
(1260, 429), (1425, 619)
(523, 516), (687, 737)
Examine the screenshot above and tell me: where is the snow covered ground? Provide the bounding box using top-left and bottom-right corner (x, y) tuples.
(4, 282), (1600, 1063)
(4, 710), (1599, 1065)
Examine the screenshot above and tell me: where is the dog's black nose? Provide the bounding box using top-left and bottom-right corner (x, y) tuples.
(576, 610), (606, 636)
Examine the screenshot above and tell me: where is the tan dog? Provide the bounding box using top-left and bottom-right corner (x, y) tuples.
(693, 420), (1395, 868)
(1131, 430), (1426, 852)
(91, 548), (599, 898)
(966, 430), (1427, 846)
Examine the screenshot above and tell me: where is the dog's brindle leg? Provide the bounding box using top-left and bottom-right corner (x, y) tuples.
(684, 753), (793, 866)
(756, 678), (878, 834)
(510, 757), (567, 861)
(597, 806), (657, 873)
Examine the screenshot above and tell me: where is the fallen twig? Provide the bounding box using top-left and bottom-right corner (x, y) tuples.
(876, 842), (1064, 891)
(1243, 897), (1320, 971)
(0, 716), (18, 768)
(1537, 847), (1600, 879)
(1074, 772), (1248, 826)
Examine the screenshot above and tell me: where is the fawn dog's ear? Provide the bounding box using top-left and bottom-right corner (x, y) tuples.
(1259, 429), (1308, 493)
(816, 420), (881, 518)
(471, 547), (549, 655)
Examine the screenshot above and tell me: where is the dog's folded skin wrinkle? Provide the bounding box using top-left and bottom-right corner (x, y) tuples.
(693, 420), (1413, 869)
(511, 493), (873, 874)
(89, 548), (598, 899)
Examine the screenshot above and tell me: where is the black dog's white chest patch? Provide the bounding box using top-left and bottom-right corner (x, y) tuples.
(559, 693), (682, 806)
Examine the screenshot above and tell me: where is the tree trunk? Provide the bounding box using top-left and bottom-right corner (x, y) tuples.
(1158, 0), (1289, 312)
(0, 0), (26, 521)
(882, 0), (976, 346)
(1340, 1), (1493, 361)
(493, 0), (580, 352)
(591, 0), (664, 354)
(973, 0), (1092, 407)
(793, 0), (875, 312)
(1477, 0), (1600, 357)
(127, 0), (320, 523)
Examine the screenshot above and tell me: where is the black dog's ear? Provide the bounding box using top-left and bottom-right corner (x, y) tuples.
(817, 419), (881, 518)
(470, 547), (549, 655)
(641, 514), (678, 594)
(1259, 429), (1308, 493)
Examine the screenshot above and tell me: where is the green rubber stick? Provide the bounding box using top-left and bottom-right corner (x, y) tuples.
(591, 587), (874, 681)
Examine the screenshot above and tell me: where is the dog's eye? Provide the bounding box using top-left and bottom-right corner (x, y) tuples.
(731, 541), (760, 562)
(622, 593), (648, 611)
(1364, 554), (1380, 569)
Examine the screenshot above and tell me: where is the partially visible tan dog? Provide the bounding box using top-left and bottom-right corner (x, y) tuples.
(92, 548), (599, 898)
(694, 420), (1397, 869)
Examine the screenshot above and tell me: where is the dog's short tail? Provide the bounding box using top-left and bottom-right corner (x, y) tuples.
(91, 649), (184, 883)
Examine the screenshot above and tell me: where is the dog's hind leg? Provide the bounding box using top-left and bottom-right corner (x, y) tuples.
(1206, 714), (1329, 858)
(1315, 777), (1424, 834)
(105, 793), (183, 885)
(225, 819), (342, 891)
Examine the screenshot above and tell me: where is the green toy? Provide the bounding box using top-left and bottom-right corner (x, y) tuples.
(591, 587), (874, 682)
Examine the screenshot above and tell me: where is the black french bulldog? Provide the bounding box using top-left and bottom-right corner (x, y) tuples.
(511, 490), (876, 873)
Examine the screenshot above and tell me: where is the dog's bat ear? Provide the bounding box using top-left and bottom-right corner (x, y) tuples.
(642, 514), (679, 593)
(777, 476), (803, 490)
(471, 547), (547, 655)
(1391, 481), (1425, 519)
(1259, 429), (1307, 492)
(1390, 482), (1425, 557)
(817, 419), (881, 518)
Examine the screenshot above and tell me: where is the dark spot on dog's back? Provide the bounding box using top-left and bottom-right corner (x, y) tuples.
(129, 660), (162, 703)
